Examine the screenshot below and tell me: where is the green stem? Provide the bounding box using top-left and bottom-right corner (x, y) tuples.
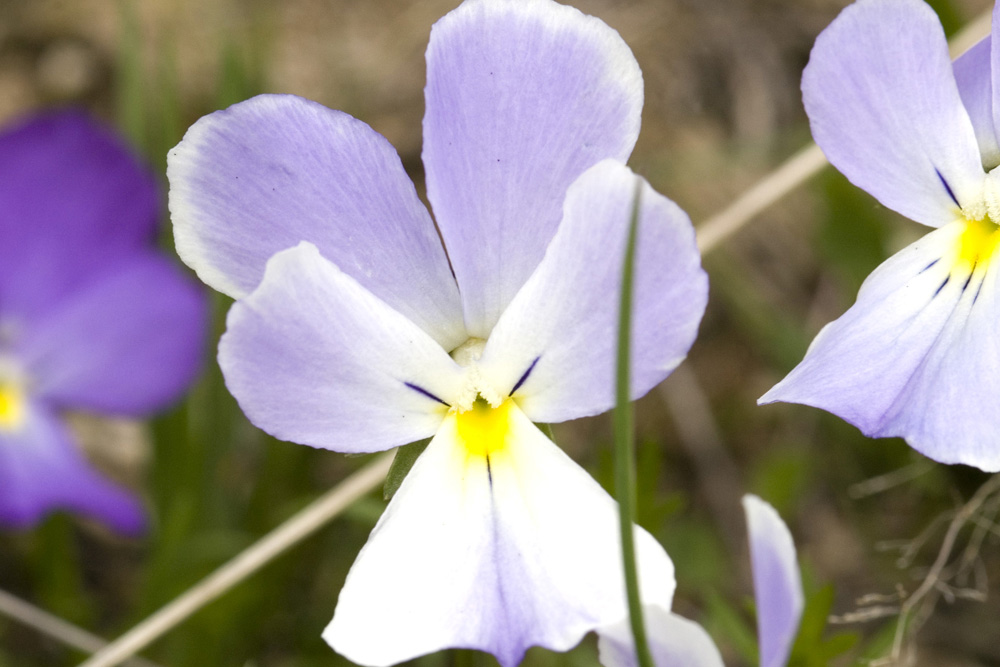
(614, 181), (654, 667)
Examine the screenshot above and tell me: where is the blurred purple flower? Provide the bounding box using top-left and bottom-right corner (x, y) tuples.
(760, 0), (1000, 471)
(0, 111), (207, 535)
(167, 0), (708, 664)
(597, 495), (804, 667)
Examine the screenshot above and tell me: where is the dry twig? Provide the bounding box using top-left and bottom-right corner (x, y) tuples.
(0, 589), (159, 667)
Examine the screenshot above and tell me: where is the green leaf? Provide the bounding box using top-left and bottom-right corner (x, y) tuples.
(705, 589), (758, 664)
(383, 439), (430, 500)
(787, 583), (858, 666)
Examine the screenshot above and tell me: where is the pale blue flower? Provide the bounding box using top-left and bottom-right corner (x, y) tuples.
(167, 0), (709, 664)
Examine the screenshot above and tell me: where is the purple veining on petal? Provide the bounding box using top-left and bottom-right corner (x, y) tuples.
(219, 242), (463, 454)
(508, 356), (540, 397)
(403, 381), (450, 407)
(934, 167), (960, 207)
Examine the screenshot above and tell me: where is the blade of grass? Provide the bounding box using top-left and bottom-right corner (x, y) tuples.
(614, 180), (653, 667)
(115, 0), (147, 152)
(78, 453), (393, 667)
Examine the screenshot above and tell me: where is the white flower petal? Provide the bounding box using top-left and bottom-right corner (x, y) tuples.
(478, 160), (707, 424)
(325, 400), (675, 667)
(219, 242), (465, 453)
(597, 606), (723, 667)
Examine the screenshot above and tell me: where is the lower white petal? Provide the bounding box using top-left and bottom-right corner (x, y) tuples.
(597, 606), (723, 667)
(325, 400), (675, 667)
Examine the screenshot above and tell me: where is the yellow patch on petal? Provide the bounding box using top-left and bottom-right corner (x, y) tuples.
(957, 217), (1000, 270)
(455, 397), (514, 459)
(0, 381), (26, 433)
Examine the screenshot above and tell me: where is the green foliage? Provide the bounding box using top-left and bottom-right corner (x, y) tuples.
(788, 585), (858, 666)
(705, 589), (758, 665)
(383, 440), (430, 501)
(4, 2), (991, 665)
(816, 171), (891, 296)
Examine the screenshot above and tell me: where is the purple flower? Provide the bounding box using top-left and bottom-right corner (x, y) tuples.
(167, 0), (708, 664)
(597, 495), (804, 667)
(0, 111), (207, 534)
(759, 0), (1000, 471)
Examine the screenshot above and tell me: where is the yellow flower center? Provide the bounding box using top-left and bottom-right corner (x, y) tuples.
(957, 216), (1000, 269)
(0, 381), (26, 433)
(454, 397), (513, 459)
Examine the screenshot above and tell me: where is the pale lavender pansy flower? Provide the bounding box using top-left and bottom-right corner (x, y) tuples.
(759, 0), (1000, 471)
(0, 111), (207, 534)
(166, 0), (708, 664)
(597, 495), (803, 667)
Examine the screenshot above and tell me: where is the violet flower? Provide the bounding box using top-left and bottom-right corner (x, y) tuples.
(0, 111), (206, 534)
(167, 0), (708, 664)
(597, 495), (804, 667)
(760, 0), (1000, 471)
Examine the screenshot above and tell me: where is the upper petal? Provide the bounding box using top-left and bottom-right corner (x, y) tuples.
(597, 606), (724, 667)
(18, 252), (207, 416)
(0, 110), (159, 323)
(423, 0), (643, 336)
(803, 0), (983, 226)
(760, 221), (1000, 471)
(325, 400), (675, 667)
(479, 160), (707, 424)
(219, 242), (466, 453)
(743, 495), (803, 667)
(954, 36), (1000, 169)
(0, 401), (145, 534)
(168, 94), (466, 349)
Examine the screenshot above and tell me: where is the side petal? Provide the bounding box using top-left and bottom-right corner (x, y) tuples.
(743, 495), (803, 667)
(954, 36), (1000, 169)
(219, 242), (466, 453)
(478, 160), (707, 424)
(168, 94), (466, 349)
(17, 252), (207, 416)
(0, 110), (159, 323)
(803, 0), (983, 226)
(423, 0), (644, 336)
(760, 221), (1000, 471)
(991, 0), (1000, 165)
(597, 606), (724, 667)
(0, 402), (144, 534)
(324, 401), (675, 667)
